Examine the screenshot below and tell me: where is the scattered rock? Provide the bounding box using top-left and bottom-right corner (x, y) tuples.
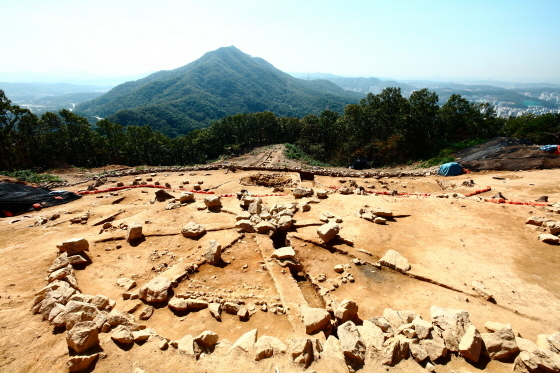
(317, 223), (340, 243)
(67, 353), (99, 372)
(155, 189), (174, 202)
(138, 276), (171, 303)
(316, 189), (328, 199)
(209, 302), (222, 320)
(271, 246), (296, 260)
(116, 277), (136, 291)
(181, 222), (206, 238)
(472, 281), (493, 300)
(57, 238), (89, 256)
(237, 307), (249, 321)
(379, 249), (411, 272)
(126, 223), (143, 242)
(539, 234), (560, 244)
(204, 240), (222, 265)
(179, 192), (195, 203)
(139, 305), (154, 320)
(204, 195), (222, 208)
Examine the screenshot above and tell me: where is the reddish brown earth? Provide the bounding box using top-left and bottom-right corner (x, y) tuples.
(1, 152), (559, 372)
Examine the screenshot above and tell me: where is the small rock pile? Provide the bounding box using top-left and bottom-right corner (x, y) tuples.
(526, 215), (560, 244)
(234, 194), (299, 235)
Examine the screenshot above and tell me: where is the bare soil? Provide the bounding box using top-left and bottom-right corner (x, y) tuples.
(1, 153), (560, 373)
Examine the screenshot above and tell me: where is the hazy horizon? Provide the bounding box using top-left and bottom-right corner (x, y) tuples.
(2, 0), (560, 84)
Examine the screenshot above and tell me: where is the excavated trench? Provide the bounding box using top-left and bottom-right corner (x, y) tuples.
(271, 230), (326, 308)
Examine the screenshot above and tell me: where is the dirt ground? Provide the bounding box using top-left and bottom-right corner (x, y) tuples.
(1, 158), (560, 372)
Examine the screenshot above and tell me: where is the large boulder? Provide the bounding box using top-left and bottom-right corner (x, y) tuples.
(174, 334), (196, 357)
(66, 321), (99, 353)
(230, 328), (258, 352)
(317, 223), (340, 243)
(181, 222), (206, 238)
(379, 249), (411, 272)
(357, 320), (385, 352)
(381, 337), (409, 366)
(549, 332), (560, 353)
(138, 276), (171, 303)
(338, 321), (366, 364)
(412, 316), (433, 340)
(289, 338), (314, 368)
(409, 341), (429, 362)
(481, 324), (519, 360)
(335, 299), (359, 324)
(254, 341), (273, 361)
(275, 215), (293, 231)
(420, 334), (448, 362)
(383, 308), (405, 330)
(539, 233), (560, 244)
(168, 297), (189, 311)
(195, 330), (219, 347)
(459, 324), (483, 362)
(62, 300), (100, 330)
(301, 306), (331, 335)
(204, 240), (221, 266)
(430, 306), (471, 352)
(57, 238), (89, 256)
(292, 187), (313, 199)
(514, 347), (560, 372)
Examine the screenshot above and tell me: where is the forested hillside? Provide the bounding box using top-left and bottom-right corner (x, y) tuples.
(75, 46), (363, 137)
(3, 87), (559, 172)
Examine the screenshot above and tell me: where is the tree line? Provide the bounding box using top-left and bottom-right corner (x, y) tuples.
(1, 88), (559, 171)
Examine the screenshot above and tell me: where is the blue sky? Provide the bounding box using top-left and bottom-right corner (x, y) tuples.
(2, 0), (559, 82)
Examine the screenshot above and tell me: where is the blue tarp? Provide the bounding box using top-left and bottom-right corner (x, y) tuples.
(539, 145), (559, 152)
(438, 162), (463, 176)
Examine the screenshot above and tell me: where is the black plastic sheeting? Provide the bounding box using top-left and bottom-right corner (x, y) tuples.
(0, 183), (81, 217)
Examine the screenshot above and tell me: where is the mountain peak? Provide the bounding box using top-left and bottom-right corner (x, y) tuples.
(75, 47), (362, 137)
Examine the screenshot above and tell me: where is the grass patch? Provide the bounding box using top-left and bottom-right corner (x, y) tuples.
(1, 170), (64, 183)
(417, 138), (488, 168)
(284, 143), (330, 167)
(418, 156), (455, 168)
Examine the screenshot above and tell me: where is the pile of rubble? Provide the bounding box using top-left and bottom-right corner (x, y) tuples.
(232, 193), (303, 235)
